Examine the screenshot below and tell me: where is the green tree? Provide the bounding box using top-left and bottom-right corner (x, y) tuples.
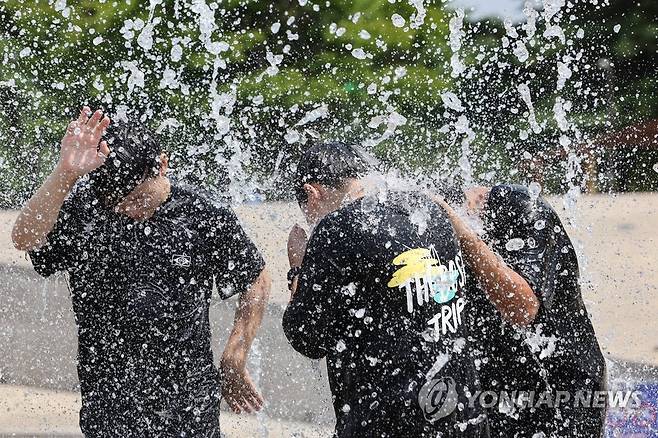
(1, 0), (656, 207)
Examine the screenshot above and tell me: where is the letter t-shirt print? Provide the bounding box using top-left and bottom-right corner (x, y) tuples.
(387, 247), (462, 314)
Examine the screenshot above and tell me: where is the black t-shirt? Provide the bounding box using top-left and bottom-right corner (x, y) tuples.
(283, 193), (489, 438)
(29, 182), (265, 437)
(473, 184), (606, 437)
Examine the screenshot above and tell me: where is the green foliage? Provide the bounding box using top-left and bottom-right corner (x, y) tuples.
(0, 0), (656, 207)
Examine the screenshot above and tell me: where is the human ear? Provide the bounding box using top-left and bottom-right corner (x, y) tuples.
(304, 183), (322, 204)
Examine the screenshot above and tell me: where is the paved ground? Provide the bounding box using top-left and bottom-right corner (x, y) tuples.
(1, 358), (656, 437)
(0, 193), (656, 435)
(1, 193), (656, 365)
(0, 384), (332, 438)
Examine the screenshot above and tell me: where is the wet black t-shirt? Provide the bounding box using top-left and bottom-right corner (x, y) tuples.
(473, 184), (606, 437)
(283, 193), (489, 438)
(29, 182), (265, 437)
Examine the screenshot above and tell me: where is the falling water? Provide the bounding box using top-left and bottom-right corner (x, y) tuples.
(0, 0), (656, 436)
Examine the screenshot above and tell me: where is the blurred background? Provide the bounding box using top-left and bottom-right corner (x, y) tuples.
(0, 0), (657, 436)
(0, 0), (657, 203)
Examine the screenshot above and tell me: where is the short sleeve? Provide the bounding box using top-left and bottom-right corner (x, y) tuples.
(207, 205), (265, 300)
(28, 196), (83, 277)
(282, 215), (351, 359)
(484, 185), (560, 311)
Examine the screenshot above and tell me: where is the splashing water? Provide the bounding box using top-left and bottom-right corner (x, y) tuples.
(0, 0), (656, 436)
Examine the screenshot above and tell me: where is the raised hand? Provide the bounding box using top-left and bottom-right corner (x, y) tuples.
(57, 106), (111, 179)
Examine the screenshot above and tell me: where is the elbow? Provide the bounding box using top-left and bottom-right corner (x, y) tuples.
(243, 267), (271, 303)
(11, 225), (31, 252)
(285, 330), (327, 360)
(512, 291), (540, 327)
(282, 308), (327, 360)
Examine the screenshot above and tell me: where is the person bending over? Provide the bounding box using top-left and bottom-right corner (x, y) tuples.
(438, 185), (606, 438)
(12, 107), (271, 437)
(282, 142), (539, 437)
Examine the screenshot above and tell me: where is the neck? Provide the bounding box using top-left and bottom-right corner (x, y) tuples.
(309, 180), (365, 225)
(119, 176), (171, 221)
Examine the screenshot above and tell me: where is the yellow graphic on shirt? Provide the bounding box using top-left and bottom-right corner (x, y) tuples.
(388, 248), (446, 288)
(388, 247), (464, 314)
(388, 247), (468, 339)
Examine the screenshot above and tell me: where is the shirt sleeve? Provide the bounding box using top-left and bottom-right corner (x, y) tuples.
(207, 205), (265, 300)
(28, 195), (82, 277)
(282, 216), (351, 359)
(484, 185), (560, 312)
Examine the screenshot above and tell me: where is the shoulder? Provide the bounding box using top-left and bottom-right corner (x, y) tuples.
(306, 201), (365, 255)
(59, 181), (99, 220)
(312, 207), (352, 240)
(485, 184), (560, 238)
(167, 182), (233, 216)
(488, 184), (555, 216)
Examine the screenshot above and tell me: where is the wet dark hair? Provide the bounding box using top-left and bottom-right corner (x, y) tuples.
(295, 141), (371, 205)
(88, 121), (162, 207)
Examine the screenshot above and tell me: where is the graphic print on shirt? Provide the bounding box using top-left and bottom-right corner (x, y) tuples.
(387, 247), (467, 338)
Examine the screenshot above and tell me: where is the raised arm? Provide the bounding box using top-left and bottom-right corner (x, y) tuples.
(430, 194), (539, 326)
(12, 107), (110, 251)
(220, 268), (271, 414)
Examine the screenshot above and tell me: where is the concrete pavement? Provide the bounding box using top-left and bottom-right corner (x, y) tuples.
(0, 384), (332, 437)
(2, 193), (656, 364)
(0, 192), (656, 435)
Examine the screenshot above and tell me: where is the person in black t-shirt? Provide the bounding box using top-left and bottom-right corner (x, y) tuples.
(441, 184), (607, 438)
(11, 107), (271, 437)
(282, 142), (541, 437)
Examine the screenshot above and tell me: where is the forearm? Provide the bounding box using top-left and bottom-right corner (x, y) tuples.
(460, 233), (539, 326)
(12, 166), (78, 251)
(222, 269), (271, 366)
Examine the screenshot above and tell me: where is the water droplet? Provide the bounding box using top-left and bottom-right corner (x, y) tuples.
(391, 14), (406, 28)
(528, 182), (542, 200)
(505, 238), (525, 251)
(351, 48), (368, 60)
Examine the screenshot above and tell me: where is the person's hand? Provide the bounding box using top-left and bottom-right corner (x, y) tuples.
(426, 192), (478, 243)
(287, 223), (308, 268)
(220, 355), (264, 414)
(464, 186), (490, 214)
(56, 106), (111, 179)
